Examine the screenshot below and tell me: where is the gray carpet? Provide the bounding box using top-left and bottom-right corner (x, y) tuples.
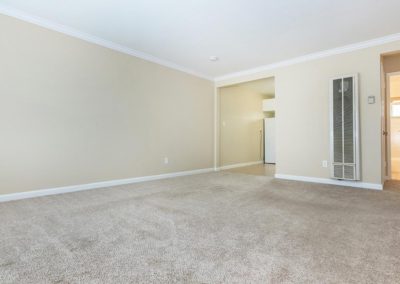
(1, 172), (400, 283)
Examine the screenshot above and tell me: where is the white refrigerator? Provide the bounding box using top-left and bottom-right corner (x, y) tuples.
(264, 117), (276, 164)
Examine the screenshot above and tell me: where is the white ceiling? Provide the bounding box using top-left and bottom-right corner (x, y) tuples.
(1, 0), (400, 79)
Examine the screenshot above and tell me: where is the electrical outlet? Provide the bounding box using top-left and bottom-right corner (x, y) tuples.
(322, 160), (328, 168)
(164, 157), (169, 164)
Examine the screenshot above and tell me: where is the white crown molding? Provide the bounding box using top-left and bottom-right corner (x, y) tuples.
(215, 33), (400, 83)
(0, 4), (213, 81)
(0, 167), (215, 203)
(2, 4), (400, 85)
(216, 160), (264, 171)
(275, 174), (383, 190)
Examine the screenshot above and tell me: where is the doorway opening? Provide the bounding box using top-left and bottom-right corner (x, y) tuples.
(387, 72), (400, 180)
(217, 77), (276, 176)
(381, 52), (400, 189)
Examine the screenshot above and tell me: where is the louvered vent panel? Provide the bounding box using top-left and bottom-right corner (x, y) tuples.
(330, 75), (360, 181)
(343, 77), (354, 164)
(334, 165), (343, 179)
(333, 79), (343, 163)
(344, 165), (355, 180)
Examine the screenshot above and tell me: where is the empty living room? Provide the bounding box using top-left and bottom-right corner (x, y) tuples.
(1, 1), (400, 283)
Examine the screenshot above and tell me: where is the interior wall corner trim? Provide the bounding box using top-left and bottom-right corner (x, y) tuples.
(0, 4), (213, 81)
(215, 33), (400, 83)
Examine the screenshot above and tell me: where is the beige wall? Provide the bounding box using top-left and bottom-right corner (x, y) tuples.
(3, 13), (400, 194)
(219, 86), (265, 166)
(217, 40), (400, 185)
(0, 14), (214, 195)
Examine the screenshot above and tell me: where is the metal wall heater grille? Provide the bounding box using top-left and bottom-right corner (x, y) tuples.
(330, 75), (360, 181)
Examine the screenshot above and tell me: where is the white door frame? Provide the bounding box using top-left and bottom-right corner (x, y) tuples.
(385, 71), (400, 180)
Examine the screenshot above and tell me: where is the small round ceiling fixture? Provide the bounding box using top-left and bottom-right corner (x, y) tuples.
(209, 56), (219, 62)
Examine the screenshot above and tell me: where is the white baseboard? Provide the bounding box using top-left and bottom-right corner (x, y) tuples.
(0, 168), (215, 203)
(275, 174), (383, 190)
(217, 160), (264, 171)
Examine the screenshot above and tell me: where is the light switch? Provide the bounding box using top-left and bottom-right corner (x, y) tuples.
(368, 96), (375, 104)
